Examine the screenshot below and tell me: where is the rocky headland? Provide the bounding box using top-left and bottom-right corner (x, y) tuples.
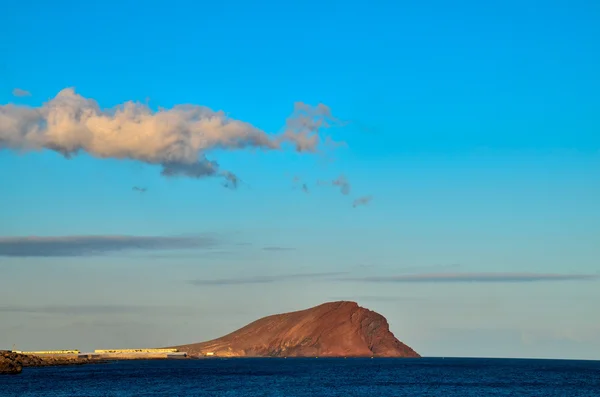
(0, 351), (92, 375)
(171, 301), (420, 358)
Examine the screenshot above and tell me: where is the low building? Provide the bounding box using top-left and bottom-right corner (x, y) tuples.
(94, 349), (178, 354)
(78, 353), (101, 359)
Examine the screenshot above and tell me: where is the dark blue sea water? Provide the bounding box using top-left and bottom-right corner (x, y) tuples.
(2, 358), (600, 396)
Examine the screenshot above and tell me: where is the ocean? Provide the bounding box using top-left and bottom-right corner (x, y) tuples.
(1, 357), (599, 396)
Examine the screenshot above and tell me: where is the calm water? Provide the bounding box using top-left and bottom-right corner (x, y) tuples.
(2, 358), (600, 396)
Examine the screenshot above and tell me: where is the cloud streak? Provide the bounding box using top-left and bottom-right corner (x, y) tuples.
(262, 246), (296, 251)
(329, 296), (426, 302)
(352, 195), (373, 208)
(0, 304), (196, 316)
(186, 271), (596, 287)
(0, 88), (342, 184)
(0, 304), (153, 315)
(189, 272), (347, 286)
(12, 88), (31, 97)
(317, 175), (372, 207)
(341, 272), (599, 283)
(0, 235), (217, 257)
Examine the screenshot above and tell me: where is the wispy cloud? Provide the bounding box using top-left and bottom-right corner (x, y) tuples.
(0, 88), (343, 185)
(222, 171), (242, 189)
(291, 176), (310, 194)
(0, 304), (194, 316)
(262, 246), (296, 252)
(189, 272), (347, 286)
(316, 174), (351, 195)
(332, 174), (351, 195)
(12, 88), (31, 97)
(352, 195), (373, 208)
(0, 235), (218, 257)
(340, 272), (599, 283)
(329, 296), (426, 302)
(376, 263), (461, 273)
(0, 305), (150, 315)
(140, 250), (237, 259)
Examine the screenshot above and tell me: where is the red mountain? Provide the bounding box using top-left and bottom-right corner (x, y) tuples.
(171, 301), (419, 358)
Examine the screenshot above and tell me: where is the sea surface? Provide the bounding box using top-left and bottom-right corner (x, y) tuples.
(2, 357), (600, 396)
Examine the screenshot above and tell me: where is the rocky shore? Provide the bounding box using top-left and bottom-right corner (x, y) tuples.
(0, 351), (93, 375)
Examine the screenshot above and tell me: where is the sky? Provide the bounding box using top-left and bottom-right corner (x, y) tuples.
(1, 0), (599, 359)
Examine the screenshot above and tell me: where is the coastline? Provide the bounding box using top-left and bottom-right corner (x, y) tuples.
(1, 351), (106, 375)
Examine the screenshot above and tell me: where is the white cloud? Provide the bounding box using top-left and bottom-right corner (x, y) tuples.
(0, 88), (342, 183)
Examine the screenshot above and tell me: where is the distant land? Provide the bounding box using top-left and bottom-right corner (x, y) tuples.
(169, 301), (420, 358)
(0, 351), (92, 375)
(1, 301), (418, 375)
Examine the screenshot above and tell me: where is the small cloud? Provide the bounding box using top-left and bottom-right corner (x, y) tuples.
(189, 272), (347, 286)
(317, 174), (351, 195)
(283, 102), (345, 153)
(262, 246), (296, 252)
(352, 195), (373, 208)
(12, 88), (31, 97)
(332, 174), (351, 195)
(222, 171), (240, 189)
(291, 176), (309, 194)
(0, 235), (218, 257)
(132, 186), (147, 193)
(340, 272), (599, 283)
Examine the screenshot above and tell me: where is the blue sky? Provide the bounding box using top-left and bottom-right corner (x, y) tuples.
(1, 0), (599, 359)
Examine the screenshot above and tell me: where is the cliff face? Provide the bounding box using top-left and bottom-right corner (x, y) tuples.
(172, 301), (420, 358)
